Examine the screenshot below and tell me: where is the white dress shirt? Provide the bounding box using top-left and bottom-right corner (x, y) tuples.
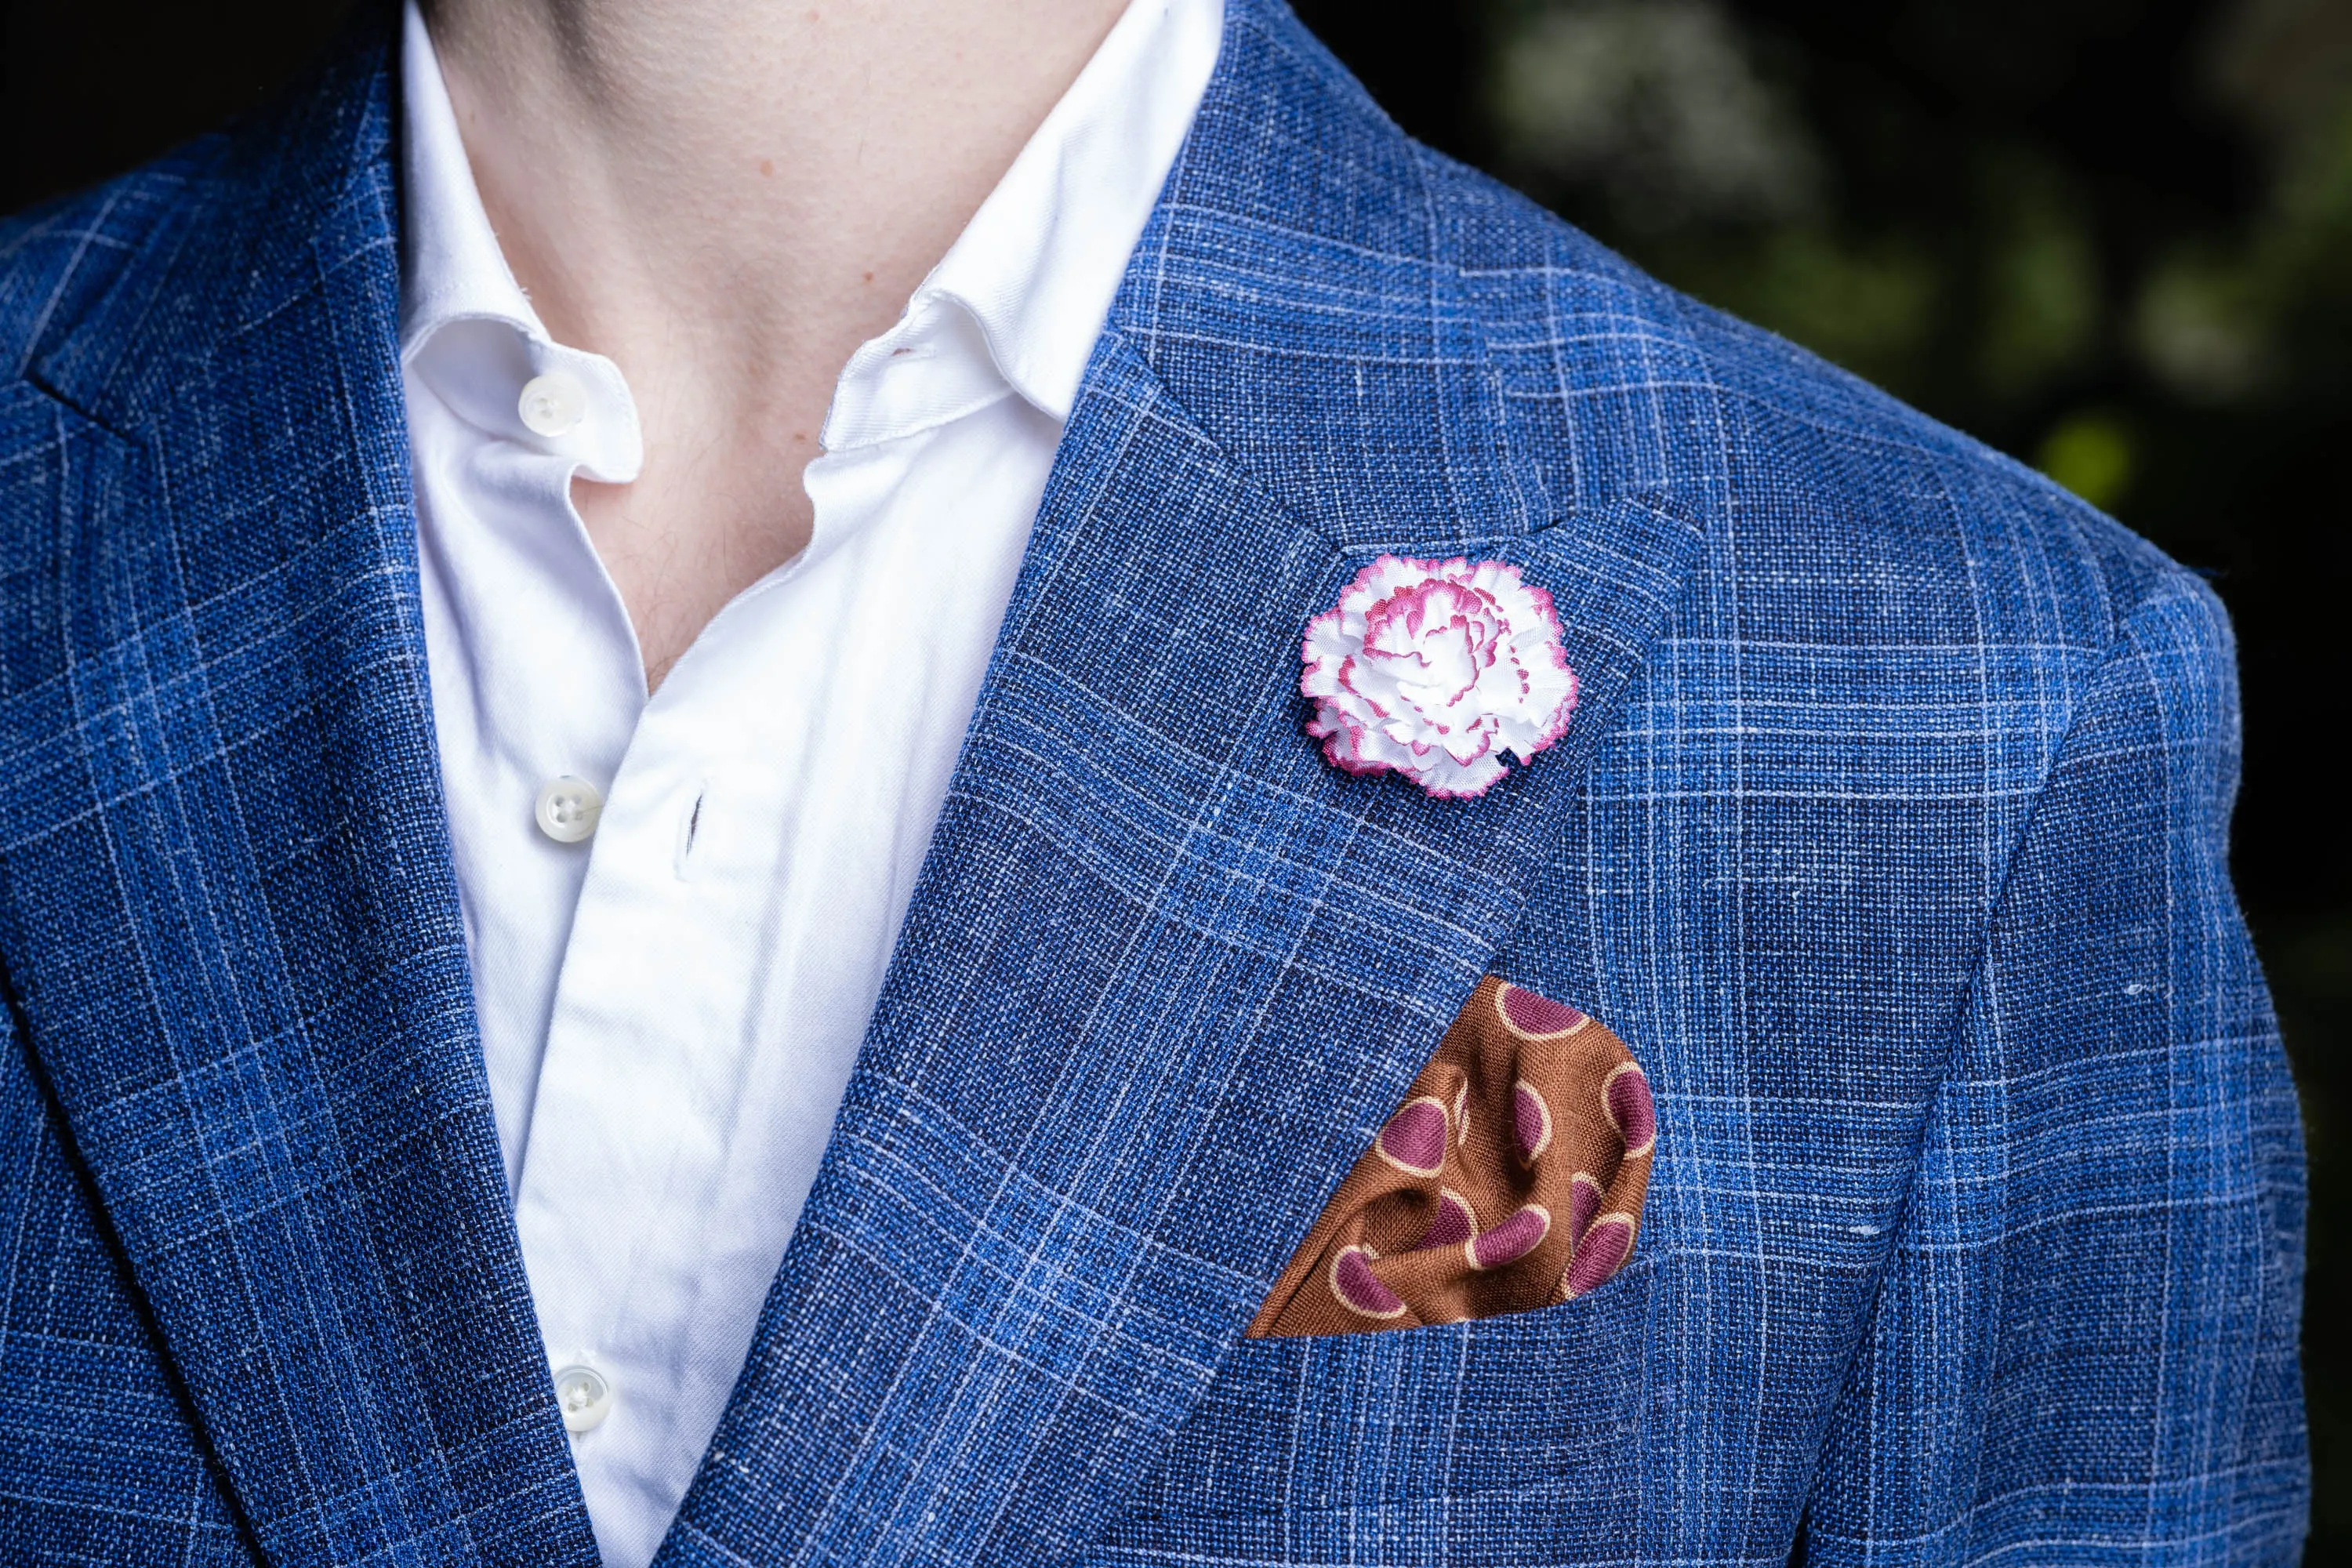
(396, 2), (1221, 1561)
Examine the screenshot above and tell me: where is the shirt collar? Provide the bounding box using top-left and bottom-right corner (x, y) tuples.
(398, 0), (1221, 441)
(894, 0), (1224, 425)
(398, 0), (546, 356)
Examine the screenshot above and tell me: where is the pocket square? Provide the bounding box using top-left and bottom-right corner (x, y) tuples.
(1248, 977), (1655, 1338)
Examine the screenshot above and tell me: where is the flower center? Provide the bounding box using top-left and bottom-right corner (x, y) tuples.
(1364, 583), (1504, 718)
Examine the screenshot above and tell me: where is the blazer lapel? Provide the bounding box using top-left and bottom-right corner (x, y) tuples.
(662, 11), (1712, 1563)
(0, 20), (595, 1568)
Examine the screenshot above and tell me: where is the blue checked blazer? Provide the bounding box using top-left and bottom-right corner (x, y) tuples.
(0, 2), (2308, 1563)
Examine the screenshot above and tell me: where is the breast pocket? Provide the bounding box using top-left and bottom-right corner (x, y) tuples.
(1122, 1252), (1663, 1526)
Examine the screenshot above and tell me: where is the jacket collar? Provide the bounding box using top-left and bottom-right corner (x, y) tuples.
(0, 2), (1717, 1563)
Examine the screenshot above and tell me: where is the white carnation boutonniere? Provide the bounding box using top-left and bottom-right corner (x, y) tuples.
(1301, 555), (1578, 800)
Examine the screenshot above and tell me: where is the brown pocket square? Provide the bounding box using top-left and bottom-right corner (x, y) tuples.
(1248, 977), (1655, 1338)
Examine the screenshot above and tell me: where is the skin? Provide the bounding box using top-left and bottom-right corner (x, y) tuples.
(423, 0), (1131, 688)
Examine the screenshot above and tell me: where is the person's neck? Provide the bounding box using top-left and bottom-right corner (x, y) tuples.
(421, 0), (1129, 687)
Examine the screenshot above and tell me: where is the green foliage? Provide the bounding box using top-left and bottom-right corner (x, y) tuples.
(1979, 160), (2103, 397)
(1660, 227), (1943, 393)
(2038, 409), (2137, 509)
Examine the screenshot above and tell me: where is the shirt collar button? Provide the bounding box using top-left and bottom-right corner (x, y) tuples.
(518, 369), (588, 437)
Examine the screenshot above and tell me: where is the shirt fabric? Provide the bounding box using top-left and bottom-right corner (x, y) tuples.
(396, 3), (1222, 1561)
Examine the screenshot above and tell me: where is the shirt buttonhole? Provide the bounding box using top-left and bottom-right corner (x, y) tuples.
(673, 785), (707, 881)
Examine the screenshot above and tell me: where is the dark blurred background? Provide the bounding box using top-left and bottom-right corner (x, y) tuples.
(6, 0), (2349, 1555)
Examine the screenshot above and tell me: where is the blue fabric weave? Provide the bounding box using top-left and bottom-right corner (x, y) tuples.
(0, 2), (2305, 1563)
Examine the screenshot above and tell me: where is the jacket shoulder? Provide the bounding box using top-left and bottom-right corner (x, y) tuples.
(1416, 147), (2205, 655)
(0, 136), (230, 391)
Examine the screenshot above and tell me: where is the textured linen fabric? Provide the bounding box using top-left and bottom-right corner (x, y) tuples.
(394, 0), (1221, 1558)
(1249, 977), (1655, 1338)
(0, 2), (2306, 1566)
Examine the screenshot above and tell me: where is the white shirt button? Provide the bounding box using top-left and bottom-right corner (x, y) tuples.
(552, 1363), (614, 1433)
(535, 776), (604, 843)
(517, 370), (587, 437)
